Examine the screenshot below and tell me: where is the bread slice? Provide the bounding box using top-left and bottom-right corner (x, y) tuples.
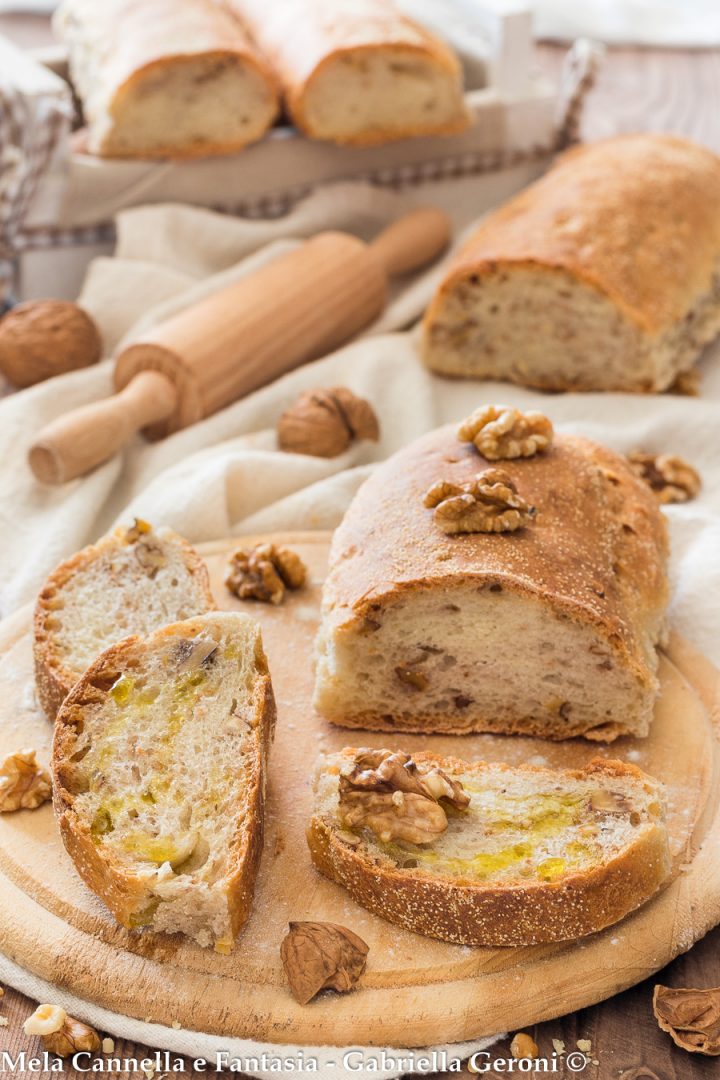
(313, 424), (669, 742)
(55, 0), (279, 160)
(34, 520), (215, 719)
(228, 0), (469, 146)
(53, 611), (276, 951)
(422, 135), (720, 392)
(308, 749), (672, 946)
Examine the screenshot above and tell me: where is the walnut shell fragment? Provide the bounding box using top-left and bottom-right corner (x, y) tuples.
(277, 387), (380, 458)
(653, 984), (720, 1055)
(280, 922), (369, 1005)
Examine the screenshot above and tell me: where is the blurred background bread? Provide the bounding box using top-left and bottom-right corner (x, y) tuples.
(422, 134), (720, 392)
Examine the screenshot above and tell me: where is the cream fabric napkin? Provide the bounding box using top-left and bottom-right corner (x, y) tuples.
(1, 173), (720, 1072)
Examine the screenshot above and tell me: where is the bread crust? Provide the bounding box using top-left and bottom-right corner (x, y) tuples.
(55, 0), (280, 159)
(228, 0), (469, 145)
(316, 426), (669, 739)
(308, 753), (672, 946)
(52, 616), (276, 943)
(423, 134), (720, 343)
(34, 525), (215, 720)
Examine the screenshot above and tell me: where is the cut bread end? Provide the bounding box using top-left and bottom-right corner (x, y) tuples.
(34, 521), (215, 719)
(53, 611), (275, 950)
(94, 52), (279, 159)
(422, 263), (720, 393)
(298, 46), (469, 146)
(308, 750), (671, 946)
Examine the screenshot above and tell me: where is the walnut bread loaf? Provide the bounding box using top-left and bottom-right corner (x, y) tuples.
(422, 134), (720, 392)
(227, 0), (469, 146)
(308, 749), (671, 946)
(313, 407), (669, 741)
(53, 612), (276, 951)
(34, 519), (215, 719)
(54, 0), (279, 159)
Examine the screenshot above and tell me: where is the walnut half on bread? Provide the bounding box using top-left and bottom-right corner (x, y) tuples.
(313, 415), (669, 742)
(53, 612), (276, 951)
(422, 134), (720, 393)
(308, 750), (671, 946)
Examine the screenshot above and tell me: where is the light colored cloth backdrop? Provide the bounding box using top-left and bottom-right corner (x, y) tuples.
(1, 173), (720, 1073)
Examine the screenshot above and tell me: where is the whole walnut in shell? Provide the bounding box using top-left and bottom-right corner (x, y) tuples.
(0, 300), (102, 388)
(277, 387), (380, 458)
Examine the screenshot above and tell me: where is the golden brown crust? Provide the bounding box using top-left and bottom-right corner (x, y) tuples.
(423, 134), (720, 337)
(308, 752), (672, 946)
(228, 0), (469, 145)
(320, 426), (669, 729)
(52, 620), (276, 941)
(33, 526), (215, 720)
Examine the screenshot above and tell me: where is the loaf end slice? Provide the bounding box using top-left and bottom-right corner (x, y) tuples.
(53, 611), (276, 951)
(308, 749), (672, 946)
(34, 520), (215, 719)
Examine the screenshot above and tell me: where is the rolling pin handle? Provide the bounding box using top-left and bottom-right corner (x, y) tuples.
(368, 207), (452, 278)
(28, 370), (178, 485)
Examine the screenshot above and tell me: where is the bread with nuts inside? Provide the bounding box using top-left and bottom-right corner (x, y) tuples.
(308, 749), (672, 945)
(34, 520), (215, 719)
(422, 134), (720, 392)
(53, 611), (275, 951)
(313, 410), (669, 741)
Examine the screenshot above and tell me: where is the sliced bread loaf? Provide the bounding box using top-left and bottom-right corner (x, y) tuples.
(313, 416), (669, 742)
(308, 749), (671, 946)
(34, 520), (215, 719)
(53, 611), (276, 951)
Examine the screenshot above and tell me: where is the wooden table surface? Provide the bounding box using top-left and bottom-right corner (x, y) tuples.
(1, 13), (719, 1079)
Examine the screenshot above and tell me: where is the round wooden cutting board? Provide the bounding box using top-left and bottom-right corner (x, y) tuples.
(1, 532), (719, 1048)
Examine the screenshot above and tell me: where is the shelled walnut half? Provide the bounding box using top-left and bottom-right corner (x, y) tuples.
(424, 469), (535, 534)
(226, 543), (307, 605)
(338, 748), (470, 845)
(0, 750), (52, 812)
(24, 1004), (101, 1058)
(277, 387), (379, 458)
(628, 451), (701, 504)
(458, 405), (553, 460)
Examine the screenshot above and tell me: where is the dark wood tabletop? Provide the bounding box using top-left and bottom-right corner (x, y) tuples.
(1, 13), (719, 1079)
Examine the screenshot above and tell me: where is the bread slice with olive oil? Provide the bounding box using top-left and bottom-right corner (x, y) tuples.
(308, 749), (671, 945)
(53, 612), (276, 951)
(35, 519), (215, 720)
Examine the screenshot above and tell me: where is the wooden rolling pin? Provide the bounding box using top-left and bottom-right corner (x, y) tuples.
(29, 207), (450, 484)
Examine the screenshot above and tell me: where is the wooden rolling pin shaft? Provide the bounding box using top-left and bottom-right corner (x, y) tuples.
(29, 207), (451, 484)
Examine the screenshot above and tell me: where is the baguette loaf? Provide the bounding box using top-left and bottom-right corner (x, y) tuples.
(54, 0), (279, 159)
(422, 134), (720, 392)
(34, 520), (215, 719)
(227, 0), (469, 145)
(313, 415), (669, 741)
(308, 749), (671, 946)
(53, 612), (276, 951)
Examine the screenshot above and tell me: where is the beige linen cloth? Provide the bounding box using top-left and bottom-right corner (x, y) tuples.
(1, 172), (720, 1075)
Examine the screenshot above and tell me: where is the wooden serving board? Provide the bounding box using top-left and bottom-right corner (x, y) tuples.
(1, 533), (719, 1049)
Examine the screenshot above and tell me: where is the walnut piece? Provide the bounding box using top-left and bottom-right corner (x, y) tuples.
(628, 451), (701, 504)
(226, 542), (307, 605)
(277, 387), (380, 458)
(280, 922), (368, 1005)
(338, 748), (469, 845)
(122, 518), (168, 577)
(668, 368), (701, 396)
(458, 405), (553, 460)
(510, 1033), (539, 1060)
(425, 469), (535, 534)
(24, 1004), (101, 1059)
(653, 984), (720, 1055)
(0, 750), (52, 812)
(0, 300), (102, 389)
